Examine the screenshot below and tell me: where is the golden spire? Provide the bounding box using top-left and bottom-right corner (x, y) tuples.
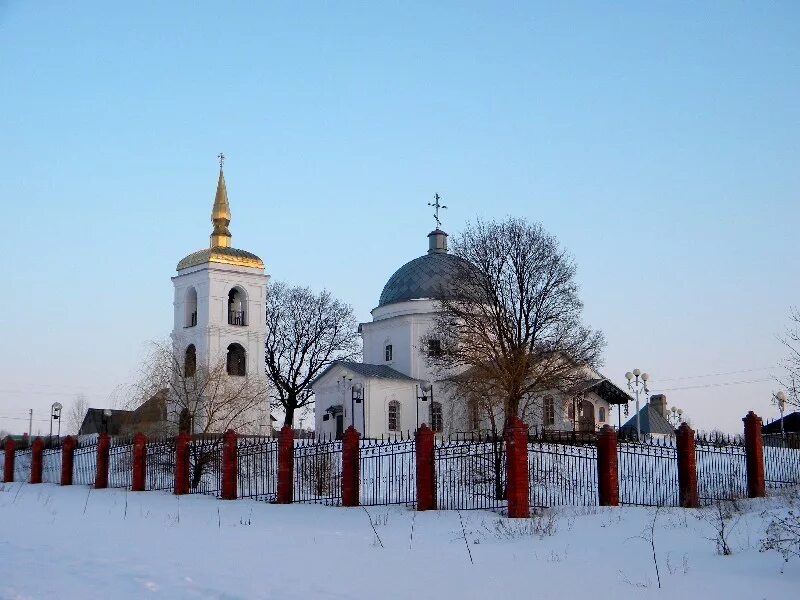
(210, 153), (232, 248)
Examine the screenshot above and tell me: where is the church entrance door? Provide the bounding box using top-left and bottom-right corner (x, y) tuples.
(578, 400), (596, 432)
(335, 414), (344, 439)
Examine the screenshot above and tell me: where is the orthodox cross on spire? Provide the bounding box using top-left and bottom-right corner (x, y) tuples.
(217, 152), (226, 170)
(428, 193), (448, 229)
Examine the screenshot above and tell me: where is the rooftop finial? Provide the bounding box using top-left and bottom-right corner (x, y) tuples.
(210, 154), (232, 248)
(428, 193), (447, 229)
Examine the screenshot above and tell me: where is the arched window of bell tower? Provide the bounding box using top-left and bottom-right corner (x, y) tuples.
(226, 343), (247, 376)
(228, 287), (247, 326)
(184, 344), (197, 377)
(185, 287), (198, 327)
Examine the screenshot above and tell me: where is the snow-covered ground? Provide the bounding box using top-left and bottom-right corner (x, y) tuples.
(1, 483), (798, 599)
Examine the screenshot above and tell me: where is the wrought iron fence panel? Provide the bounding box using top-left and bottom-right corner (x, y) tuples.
(108, 437), (133, 489)
(436, 438), (507, 510)
(294, 439), (342, 505)
(189, 436), (222, 497)
(73, 440), (98, 486)
(13, 448), (32, 483)
(360, 438), (416, 506)
(42, 448), (62, 484)
(763, 433), (800, 488)
(237, 436), (278, 501)
(528, 442), (598, 507)
(618, 441), (679, 507)
(695, 440), (747, 504)
(146, 438), (175, 491)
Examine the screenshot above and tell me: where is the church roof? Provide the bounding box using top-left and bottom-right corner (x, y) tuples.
(312, 361), (419, 386)
(378, 229), (478, 307)
(621, 404), (675, 435)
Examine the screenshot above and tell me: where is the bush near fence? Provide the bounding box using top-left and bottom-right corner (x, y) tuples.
(3, 413), (800, 517)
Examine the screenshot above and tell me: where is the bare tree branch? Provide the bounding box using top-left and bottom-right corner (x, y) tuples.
(425, 217), (605, 432)
(265, 282), (361, 427)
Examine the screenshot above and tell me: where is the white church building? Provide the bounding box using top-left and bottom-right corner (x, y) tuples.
(312, 226), (632, 439)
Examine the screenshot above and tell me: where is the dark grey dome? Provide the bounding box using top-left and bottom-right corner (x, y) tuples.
(378, 251), (474, 307)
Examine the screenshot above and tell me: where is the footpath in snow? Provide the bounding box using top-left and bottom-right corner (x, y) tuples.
(1, 482), (798, 599)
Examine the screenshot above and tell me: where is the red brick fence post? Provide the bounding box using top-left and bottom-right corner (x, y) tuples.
(342, 426), (360, 507)
(596, 425), (619, 506)
(415, 424), (436, 511)
(3, 437), (15, 483)
(675, 422), (699, 508)
(95, 432), (111, 489)
(277, 425), (294, 504)
(30, 438), (44, 484)
(743, 411), (766, 498)
(174, 433), (190, 495)
(60, 436), (76, 486)
(131, 432), (147, 492)
(505, 417), (530, 518)
(221, 429), (238, 500)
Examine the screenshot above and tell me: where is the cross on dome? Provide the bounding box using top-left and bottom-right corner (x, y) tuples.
(428, 193), (448, 229)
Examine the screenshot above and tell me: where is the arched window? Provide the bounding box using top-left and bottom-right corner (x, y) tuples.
(228, 288), (247, 326)
(385, 344), (393, 362)
(226, 343), (246, 376)
(185, 287), (198, 327)
(598, 406), (606, 423)
(430, 401), (443, 433)
(468, 398), (480, 430)
(184, 344), (196, 377)
(567, 398), (576, 421)
(388, 400), (400, 431)
(543, 396), (555, 426)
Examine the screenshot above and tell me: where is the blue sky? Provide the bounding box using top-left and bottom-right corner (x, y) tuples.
(1, 1), (798, 434)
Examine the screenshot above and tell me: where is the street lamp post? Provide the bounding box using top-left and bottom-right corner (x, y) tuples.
(625, 369), (649, 440)
(416, 381), (432, 430)
(50, 402), (63, 442)
(668, 405), (684, 428)
(774, 391), (787, 439)
(101, 408), (112, 435)
(351, 382), (364, 433)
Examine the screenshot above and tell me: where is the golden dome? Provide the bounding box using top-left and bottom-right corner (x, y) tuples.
(177, 247), (264, 271)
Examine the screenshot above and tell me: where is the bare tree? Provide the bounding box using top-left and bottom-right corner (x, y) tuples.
(131, 340), (270, 489)
(265, 282), (361, 427)
(65, 394), (88, 435)
(779, 308), (800, 409)
(425, 217), (605, 430)
(132, 340), (268, 436)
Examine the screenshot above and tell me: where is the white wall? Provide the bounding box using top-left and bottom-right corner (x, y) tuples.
(170, 262), (270, 432)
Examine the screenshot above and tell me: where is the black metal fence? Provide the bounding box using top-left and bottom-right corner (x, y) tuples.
(42, 448), (62, 484)
(294, 439), (342, 505)
(696, 437), (747, 504)
(6, 429), (800, 513)
(436, 435), (507, 510)
(618, 440), (679, 507)
(238, 436), (278, 502)
(360, 437), (416, 506)
(763, 433), (800, 488)
(529, 441), (598, 507)
(73, 440), (98, 486)
(13, 448), (32, 483)
(145, 437), (175, 492)
(189, 436), (222, 497)
(109, 436), (133, 488)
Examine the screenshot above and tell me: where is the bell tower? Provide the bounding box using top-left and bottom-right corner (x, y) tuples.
(170, 157), (269, 432)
